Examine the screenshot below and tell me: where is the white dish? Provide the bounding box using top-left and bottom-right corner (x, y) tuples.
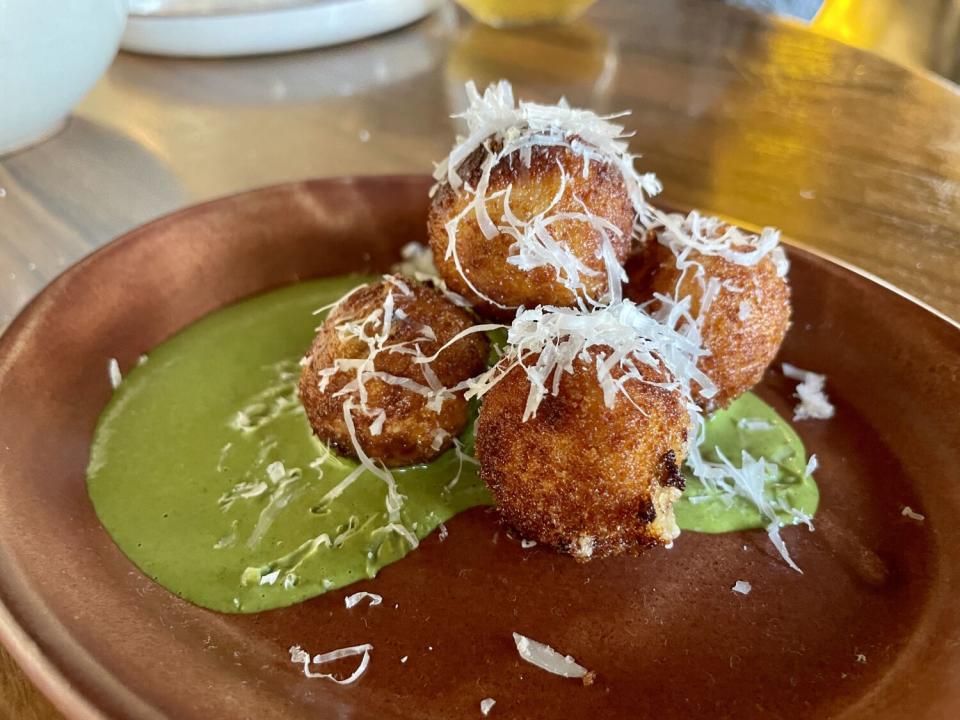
(122, 0), (441, 58)
(0, 0), (127, 156)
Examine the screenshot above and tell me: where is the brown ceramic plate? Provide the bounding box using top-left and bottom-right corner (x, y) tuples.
(0, 176), (959, 720)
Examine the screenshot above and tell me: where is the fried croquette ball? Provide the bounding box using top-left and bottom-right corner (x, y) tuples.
(475, 351), (690, 559)
(428, 142), (635, 319)
(626, 240), (791, 410)
(299, 276), (489, 467)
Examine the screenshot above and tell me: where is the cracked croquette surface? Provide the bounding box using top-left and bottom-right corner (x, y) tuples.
(427, 141), (635, 320)
(475, 350), (690, 559)
(299, 276), (489, 468)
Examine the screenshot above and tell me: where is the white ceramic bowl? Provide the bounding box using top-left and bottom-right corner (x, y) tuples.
(0, 1), (128, 156)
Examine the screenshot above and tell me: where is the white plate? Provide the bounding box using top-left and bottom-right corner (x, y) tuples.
(122, 0), (442, 58)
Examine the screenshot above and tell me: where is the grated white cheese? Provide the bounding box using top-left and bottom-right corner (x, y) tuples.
(367, 409), (387, 437)
(259, 569), (280, 586)
(624, 284), (816, 572)
(649, 210), (786, 276)
(685, 444), (809, 572)
(436, 80), (659, 213)
(434, 80), (661, 310)
(339, 405), (406, 523)
(480, 698), (496, 716)
(437, 523), (449, 541)
(312, 282), (366, 317)
(732, 580), (752, 595)
(322, 281), (456, 427)
(266, 461), (287, 483)
(383, 273), (413, 296)
(573, 535), (595, 559)
(497, 170), (627, 307)
(311, 274), (472, 530)
(344, 591), (383, 609)
(431, 427), (450, 452)
(782, 363), (835, 421)
(643, 211), (789, 423)
(214, 520), (238, 550)
(289, 643), (373, 684)
(446, 437), (480, 492)
(108, 358), (122, 389)
(392, 242), (474, 309)
(246, 465), (303, 549)
(737, 417), (772, 432)
(218, 479), (268, 509)
(436, 295), (825, 571)
(513, 632), (589, 679)
(393, 241), (437, 278)
(463, 300), (715, 426)
(901, 506), (925, 522)
(371, 521), (419, 550)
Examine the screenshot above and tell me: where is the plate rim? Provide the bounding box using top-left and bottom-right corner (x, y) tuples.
(120, 0), (442, 58)
(0, 174), (957, 720)
(129, 0), (407, 20)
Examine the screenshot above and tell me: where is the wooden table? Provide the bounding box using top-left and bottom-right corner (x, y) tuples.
(1, 1), (958, 717)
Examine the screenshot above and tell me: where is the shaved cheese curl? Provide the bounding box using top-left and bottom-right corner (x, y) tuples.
(433, 80), (661, 309)
(289, 643), (373, 684)
(512, 632), (589, 679)
(435, 80), (658, 215)
(647, 209), (786, 276)
(467, 300), (714, 427)
(344, 592), (383, 609)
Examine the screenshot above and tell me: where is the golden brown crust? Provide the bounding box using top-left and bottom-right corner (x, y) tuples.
(475, 350), (690, 559)
(626, 241), (791, 410)
(427, 142), (635, 320)
(299, 277), (489, 467)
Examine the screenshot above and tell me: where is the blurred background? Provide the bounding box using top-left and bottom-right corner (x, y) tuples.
(1, 0), (958, 330)
(457, 0), (960, 77)
(115, 1), (960, 80)
(734, 0), (960, 79)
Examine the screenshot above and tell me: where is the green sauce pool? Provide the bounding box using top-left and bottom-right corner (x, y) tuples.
(87, 277), (818, 613)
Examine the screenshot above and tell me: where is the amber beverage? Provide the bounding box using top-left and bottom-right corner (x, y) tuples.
(455, 0), (598, 27)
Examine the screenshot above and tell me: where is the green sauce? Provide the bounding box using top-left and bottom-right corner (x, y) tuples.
(674, 393), (819, 532)
(87, 277), (818, 614)
(88, 277), (489, 614)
